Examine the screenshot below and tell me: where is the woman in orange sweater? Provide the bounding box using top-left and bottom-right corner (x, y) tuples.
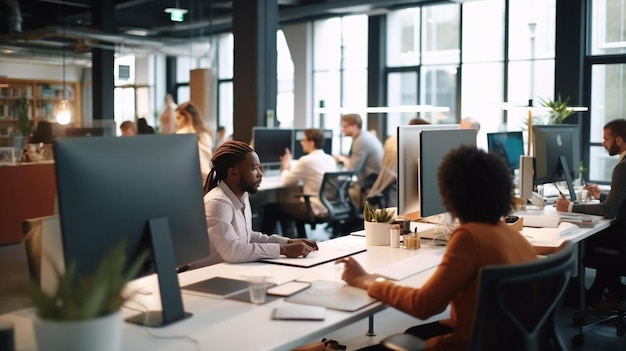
(338, 146), (537, 351)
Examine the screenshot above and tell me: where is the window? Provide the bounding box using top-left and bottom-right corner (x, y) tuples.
(587, 0), (626, 183)
(313, 15), (368, 154)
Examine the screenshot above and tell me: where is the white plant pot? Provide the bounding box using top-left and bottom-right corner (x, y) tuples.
(34, 310), (122, 351)
(364, 221), (392, 246)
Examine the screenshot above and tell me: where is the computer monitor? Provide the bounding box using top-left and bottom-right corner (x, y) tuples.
(252, 127), (293, 166)
(54, 134), (209, 327)
(292, 129), (333, 159)
(487, 131), (524, 172)
(397, 124), (460, 220)
(64, 127), (105, 137)
(419, 129), (477, 217)
(532, 124), (580, 201)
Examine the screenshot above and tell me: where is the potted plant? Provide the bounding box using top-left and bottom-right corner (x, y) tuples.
(30, 242), (148, 351)
(363, 201), (395, 246)
(9, 96), (30, 151)
(539, 95), (575, 125)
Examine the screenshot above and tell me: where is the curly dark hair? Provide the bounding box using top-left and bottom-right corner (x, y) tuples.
(437, 146), (513, 224)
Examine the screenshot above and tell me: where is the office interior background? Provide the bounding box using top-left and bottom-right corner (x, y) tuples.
(0, 0), (624, 183)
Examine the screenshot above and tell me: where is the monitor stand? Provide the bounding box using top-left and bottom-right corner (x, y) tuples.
(559, 156), (577, 202)
(125, 217), (192, 327)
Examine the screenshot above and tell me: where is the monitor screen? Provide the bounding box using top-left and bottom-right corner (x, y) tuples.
(419, 129), (477, 218)
(64, 127), (105, 137)
(253, 127), (293, 166)
(54, 134), (209, 326)
(292, 129), (333, 159)
(532, 124), (580, 188)
(397, 124), (460, 219)
(487, 131), (525, 171)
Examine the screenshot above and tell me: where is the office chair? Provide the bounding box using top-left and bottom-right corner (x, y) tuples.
(571, 250), (626, 347)
(294, 171), (361, 238)
(381, 241), (576, 351)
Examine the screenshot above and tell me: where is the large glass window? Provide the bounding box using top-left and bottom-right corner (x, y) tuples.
(387, 8), (421, 67)
(587, 0), (626, 183)
(313, 15), (368, 154)
(589, 64), (626, 181)
(421, 4), (460, 65)
(591, 0), (626, 55)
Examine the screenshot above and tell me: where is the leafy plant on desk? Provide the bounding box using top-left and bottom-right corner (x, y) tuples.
(363, 201), (395, 223)
(539, 94), (575, 124)
(30, 241), (149, 321)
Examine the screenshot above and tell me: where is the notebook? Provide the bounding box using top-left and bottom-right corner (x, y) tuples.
(181, 276), (251, 299)
(260, 236), (366, 268)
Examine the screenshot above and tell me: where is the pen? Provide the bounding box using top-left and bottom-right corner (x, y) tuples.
(553, 183), (566, 198)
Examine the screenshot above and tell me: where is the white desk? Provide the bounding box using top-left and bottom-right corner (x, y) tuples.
(0, 210), (613, 351)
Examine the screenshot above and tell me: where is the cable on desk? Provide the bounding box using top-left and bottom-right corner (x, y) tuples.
(123, 299), (202, 351)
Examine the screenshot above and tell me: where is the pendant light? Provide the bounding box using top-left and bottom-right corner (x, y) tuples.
(56, 5), (71, 125)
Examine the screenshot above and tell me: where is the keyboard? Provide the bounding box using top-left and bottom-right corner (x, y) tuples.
(373, 253), (443, 281)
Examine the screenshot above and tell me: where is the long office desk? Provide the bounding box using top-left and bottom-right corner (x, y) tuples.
(0, 207), (612, 351)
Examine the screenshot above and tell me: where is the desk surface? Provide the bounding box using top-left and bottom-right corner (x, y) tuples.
(1, 208), (613, 351)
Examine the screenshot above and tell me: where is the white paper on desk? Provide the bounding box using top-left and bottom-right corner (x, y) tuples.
(521, 222), (579, 243)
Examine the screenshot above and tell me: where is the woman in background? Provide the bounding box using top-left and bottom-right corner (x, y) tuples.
(175, 101), (214, 183)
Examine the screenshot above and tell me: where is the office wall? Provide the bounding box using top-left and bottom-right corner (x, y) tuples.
(0, 60), (81, 82)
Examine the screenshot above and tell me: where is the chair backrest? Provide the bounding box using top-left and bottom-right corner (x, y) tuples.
(470, 241), (575, 351)
(319, 171), (357, 221)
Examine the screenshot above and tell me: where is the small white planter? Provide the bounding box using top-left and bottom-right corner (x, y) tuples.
(34, 310), (122, 351)
(364, 221), (392, 246)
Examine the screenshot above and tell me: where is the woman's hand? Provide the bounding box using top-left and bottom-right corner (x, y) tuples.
(335, 257), (380, 290)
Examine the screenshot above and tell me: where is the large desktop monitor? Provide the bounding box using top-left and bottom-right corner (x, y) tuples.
(292, 129), (333, 158)
(54, 134), (209, 327)
(532, 124), (580, 201)
(64, 127), (105, 137)
(419, 129), (477, 217)
(487, 131), (525, 172)
(397, 124), (460, 220)
(253, 127), (293, 166)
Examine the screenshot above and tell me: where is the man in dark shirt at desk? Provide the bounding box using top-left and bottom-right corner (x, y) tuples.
(556, 118), (626, 308)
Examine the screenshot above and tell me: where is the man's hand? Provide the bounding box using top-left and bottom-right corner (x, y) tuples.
(280, 148), (292, 171)
(335, 257), (379, 290)
(287, 238), (319, 251)
(280, 241), (316, 258)
(584, 183), (601, 200)
(555, 195), (571, 212)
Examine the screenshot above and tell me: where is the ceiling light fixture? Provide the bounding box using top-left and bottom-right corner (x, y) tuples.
(164, 0), (188, 23)
(56, 7), (71, 125)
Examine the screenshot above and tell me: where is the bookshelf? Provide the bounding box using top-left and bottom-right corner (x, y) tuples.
(0, 78), (81, 146)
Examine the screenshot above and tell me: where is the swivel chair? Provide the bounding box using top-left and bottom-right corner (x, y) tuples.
(381, 241), (576, 351)
(294, 171), (361, 238)
(571, 250), (626, 347)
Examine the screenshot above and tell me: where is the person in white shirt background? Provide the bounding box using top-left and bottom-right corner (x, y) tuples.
(260, 128), (337, 237)
(191, 140), (318, 268)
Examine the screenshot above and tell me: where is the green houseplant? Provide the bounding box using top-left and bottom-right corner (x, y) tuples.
(31, 242), (148, 351)
(363, 201), (395, 246)
(15, 96), (31, 138)
(539, 95), (575, 125)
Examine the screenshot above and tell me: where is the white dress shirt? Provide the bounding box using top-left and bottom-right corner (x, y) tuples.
(280, 149), (337, 215)
(191, 181), (289, 267)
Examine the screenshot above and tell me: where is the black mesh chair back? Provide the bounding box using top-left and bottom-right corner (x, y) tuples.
(471, 241), (575, 351)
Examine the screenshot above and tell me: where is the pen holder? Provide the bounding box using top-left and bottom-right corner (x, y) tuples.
(504, 215), (524, 231)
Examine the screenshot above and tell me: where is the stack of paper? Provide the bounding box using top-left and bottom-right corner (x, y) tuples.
(521, 222), (580, 243)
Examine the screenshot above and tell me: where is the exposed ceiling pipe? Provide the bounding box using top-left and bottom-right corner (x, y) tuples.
(4, 0), (23, 34)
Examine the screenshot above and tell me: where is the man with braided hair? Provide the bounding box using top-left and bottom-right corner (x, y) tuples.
(191, 140), (318, 268)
